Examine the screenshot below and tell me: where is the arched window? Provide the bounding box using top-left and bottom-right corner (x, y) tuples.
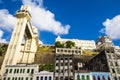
(102, 76), (105, 80)
(82, 75), (85, 80)
(86, 75), (90, 80)
(98, 76), (100, 80)
(93, 76), (96, 80)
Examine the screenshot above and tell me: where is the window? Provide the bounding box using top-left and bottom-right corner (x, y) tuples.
(41, 77), (43, 80)
(21, 77), (23, 80)
(30, 77), (33, 80)
(77, 75), (80, 80)
(17, 69), (19, 73)
(20, 69), (22, 73)
(36, 76), (39, 80)
(15, 77), (17, 80)
(8, 77), (10, 80)
(93, 76), (96, 80)
(86, 75), (90, 80)
(109, 62), (113, 66)
(112, 69), (115, 73)
(45, 76), (47, 80)
(98, 76), (100, 80)
(9, 69), (12, 73)
(26, 77), (28, 80)
(116, 68), (120, 74)
(18, 77), (20, 80)
(31, 69), (34, 74)
(56, 58), (58, 60)
(49, 76), (51, 80)
(102, 76), (105, 80)
(3, 77), (6, 80)
(14, 69), (16, 73)
(5, 69), (8, 74)
(27, 69), (30, 73)
(82, 75), (85, 80)
(115, 62), (118, 66)
(108, 76), (111, 80)
(12, 77), (14, 80)
(56, 63), (58, 66)
(23, 69), (25, 73)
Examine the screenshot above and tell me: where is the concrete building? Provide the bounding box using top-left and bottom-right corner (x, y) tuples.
(84, 50), (120, 80)
(2, 64), (39, 80)
(1, 4), (39, 76)
(56, 36), (96, 50)
(56, 48), (82, 55)
(54, 54), (74, 80)
(33, 71), (53, 80)
(96, 36), (114, 49)
(74, 72), (111, 80)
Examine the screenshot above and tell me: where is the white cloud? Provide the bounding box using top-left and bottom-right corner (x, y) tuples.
(0, 30), (7, 43)
(0, 9), (16, 31)
(22, 0), (70, 35)
(101, 15), (120, 40)
(39, 40), (43, 44)
(0, 0), (70, 44)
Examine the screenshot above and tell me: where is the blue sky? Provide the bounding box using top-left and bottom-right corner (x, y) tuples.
(0, 0), (120, 46)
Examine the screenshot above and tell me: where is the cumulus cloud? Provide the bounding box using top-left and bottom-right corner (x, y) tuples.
(0, 30), (7, 43)
(100, 15), (120, 40)
(0, 9), (16, 31)
(22, 0), (70, 35)
(0, 0), (70, 44)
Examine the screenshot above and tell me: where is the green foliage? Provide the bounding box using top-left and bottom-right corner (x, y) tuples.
(39, 64), (54, 72)
(0, 44), (8, 56)
(55, 41), (64, 48)
(65, 41), (75, 48)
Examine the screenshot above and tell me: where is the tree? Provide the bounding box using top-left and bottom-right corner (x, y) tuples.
(55, 41), (64, 48)
(65, 41), (75, 48)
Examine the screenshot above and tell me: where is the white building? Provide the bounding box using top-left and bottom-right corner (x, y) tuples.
(56, 36), (96, 50)
(56, 48), (82, 55)
(74, 72), (111, 80)
(2, 64), (39, 80)
(33, 71), (53, 80)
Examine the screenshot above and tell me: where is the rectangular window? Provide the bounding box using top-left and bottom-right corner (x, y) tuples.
(12, 77), (14, 80)
(20, 69), (22, 73)
(21, 77), (23, 80)
(27, 69), (30, 73)
(31, 69), (34, 74)
(26, 77), (28, 80)
(8, 77), (10, 80)
(5, 69), (8, 74)
(3, 77), (6, 80)
(9, 69), (12, 73)
(30, 77), (33, 80)
(17, 69), (19, 73)
(23, 69), (25, 73)
(15, 77), (17, 80)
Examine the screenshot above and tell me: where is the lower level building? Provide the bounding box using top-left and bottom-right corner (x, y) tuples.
(33, 71), (53, 80)
(2, 64), (39, 80)
(54, 54), (74, 80)
(74, 72), (111, 80)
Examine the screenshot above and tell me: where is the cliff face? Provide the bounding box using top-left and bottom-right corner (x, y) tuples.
(35, 46), (55, 64)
